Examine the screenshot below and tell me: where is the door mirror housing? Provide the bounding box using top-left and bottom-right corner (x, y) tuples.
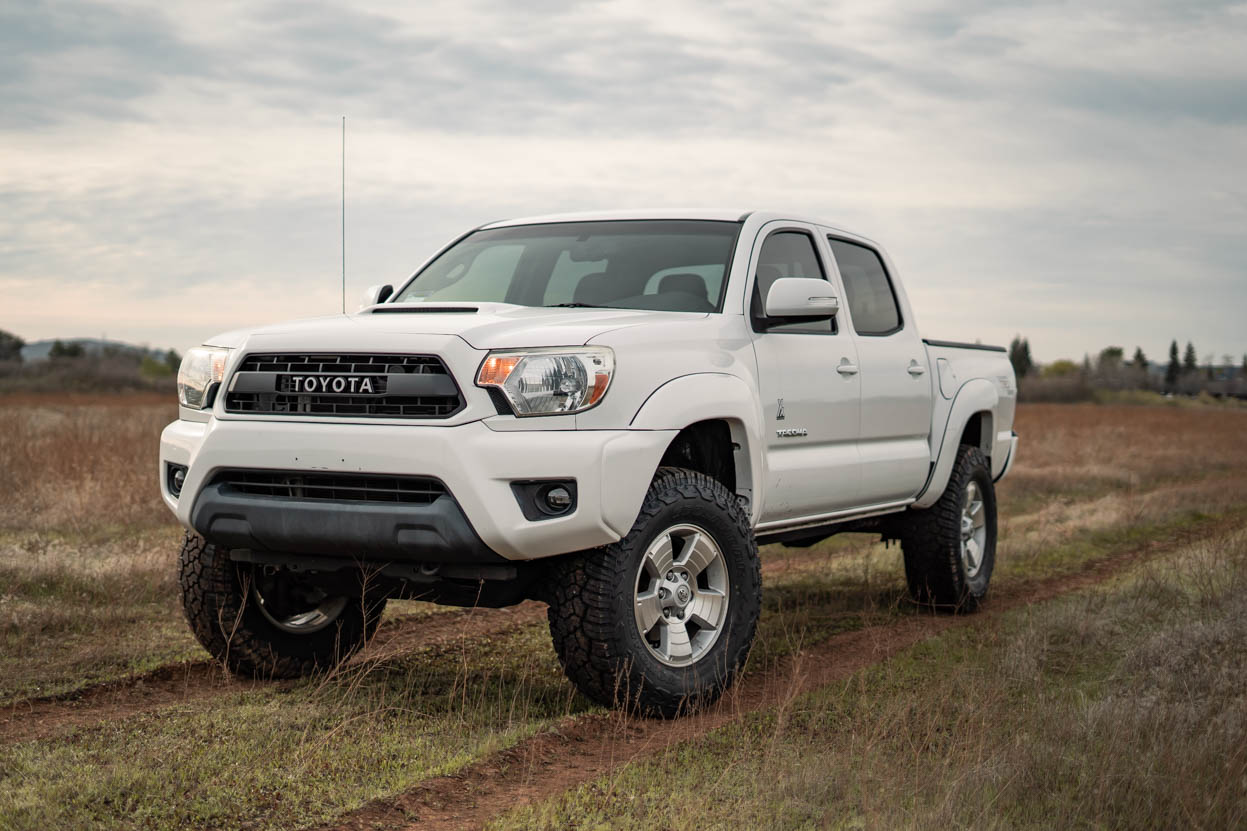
(358, 283), (394, 311)
(764, 278), (840, 319)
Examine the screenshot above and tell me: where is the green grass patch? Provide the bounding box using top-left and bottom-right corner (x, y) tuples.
(494, 526), (1247, 830)
(0, 624), (583, 831)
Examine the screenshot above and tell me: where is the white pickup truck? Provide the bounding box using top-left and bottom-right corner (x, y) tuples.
(162, 210), (1018, 716)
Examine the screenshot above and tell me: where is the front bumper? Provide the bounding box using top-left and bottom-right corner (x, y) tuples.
(160, 418), (676, 561)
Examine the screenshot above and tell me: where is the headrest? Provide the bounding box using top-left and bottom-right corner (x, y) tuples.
(573, 272), (612, 305)
(658, 272), (708, 302)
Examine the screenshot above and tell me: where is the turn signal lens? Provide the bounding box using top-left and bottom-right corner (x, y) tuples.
(477, 355), (522, 386)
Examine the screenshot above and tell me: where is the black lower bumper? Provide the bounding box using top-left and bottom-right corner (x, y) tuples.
(189, 482), (506, 564)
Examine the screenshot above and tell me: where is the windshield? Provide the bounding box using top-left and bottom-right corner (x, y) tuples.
(393, 220), (741, 313)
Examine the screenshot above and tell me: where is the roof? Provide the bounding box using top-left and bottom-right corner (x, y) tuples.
(479, 208), (752, 228)
(476, 209), (879, 250)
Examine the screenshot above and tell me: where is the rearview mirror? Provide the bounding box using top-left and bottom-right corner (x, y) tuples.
(764, 278), (839, 319)
(358, 283), (394, 311)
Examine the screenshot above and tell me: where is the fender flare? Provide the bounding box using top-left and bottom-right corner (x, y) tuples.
(913, 378), (998, 509)
(630, 373), (766, 524)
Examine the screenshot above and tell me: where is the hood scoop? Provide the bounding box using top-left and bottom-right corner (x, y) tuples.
(368, 305), (479, 314)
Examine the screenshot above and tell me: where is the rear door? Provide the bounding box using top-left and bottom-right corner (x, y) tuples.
(823, 234), (933, 504)
(748, 223), (861, 522)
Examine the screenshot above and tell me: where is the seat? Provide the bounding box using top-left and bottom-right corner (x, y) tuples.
(657, 272), (710, 307)
(572, 272), (612, 306)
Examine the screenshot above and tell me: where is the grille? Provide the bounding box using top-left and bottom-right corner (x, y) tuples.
(224, 353), (461, 418)
(214, 470), (447, 505)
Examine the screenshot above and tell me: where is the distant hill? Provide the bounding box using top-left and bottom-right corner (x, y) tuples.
(20, 338), (169, 363)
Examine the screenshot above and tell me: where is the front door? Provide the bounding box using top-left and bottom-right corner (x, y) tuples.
(749, 224), (861, 523)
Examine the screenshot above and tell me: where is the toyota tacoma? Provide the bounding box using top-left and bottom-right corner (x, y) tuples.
(161, 210), (1018, 716)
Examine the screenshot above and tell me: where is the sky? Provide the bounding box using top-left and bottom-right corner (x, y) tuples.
(2, 0), (1245, 365)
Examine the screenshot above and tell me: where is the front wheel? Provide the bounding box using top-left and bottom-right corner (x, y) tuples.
(546, 468), (761, 717)
(178, 532), (385, 678)
(900, 444), (997, 611)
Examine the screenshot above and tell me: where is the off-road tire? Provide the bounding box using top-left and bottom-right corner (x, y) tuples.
(900, 444), (996, 611)
(546, 467), (761, 718)
(178, 532), (385, 678)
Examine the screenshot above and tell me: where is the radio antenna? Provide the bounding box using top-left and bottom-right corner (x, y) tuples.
(340, 115), (346, 314)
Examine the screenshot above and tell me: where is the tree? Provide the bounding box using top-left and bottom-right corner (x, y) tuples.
(0, 329), (23, 362)
(1165, 341), (1180, 390)
(1183, 341), (1198, 374)
(1132, 347), (1147, 370)
(1008, 336), (1033, 379)
(49, 339), (85, 359)
(165, 349), (181, 373)
(1097, 346), (1124, 371)
(1043, 359), (1079, 378)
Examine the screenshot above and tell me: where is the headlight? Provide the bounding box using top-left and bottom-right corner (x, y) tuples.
(476, 347), (614, 416)
(177, 346), (231, 409)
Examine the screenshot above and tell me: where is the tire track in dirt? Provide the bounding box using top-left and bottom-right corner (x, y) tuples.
(0, 543), (870, 746)
(311, 515), (1243, 831)
(0, 601), (548, 746)
(1, 488), (1227, 748)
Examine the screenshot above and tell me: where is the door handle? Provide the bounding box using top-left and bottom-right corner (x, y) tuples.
(837, 359), (859, 376)
(907, 361), (926, 376)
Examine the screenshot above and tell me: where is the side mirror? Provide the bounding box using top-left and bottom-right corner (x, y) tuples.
(764, 277), (839, 319)
(358, 283), (394, 311)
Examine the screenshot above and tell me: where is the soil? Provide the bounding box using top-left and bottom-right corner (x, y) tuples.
(309, 516), (1241, 831)
(3, 516), (1233, 831)
(0, 601), (547, 746)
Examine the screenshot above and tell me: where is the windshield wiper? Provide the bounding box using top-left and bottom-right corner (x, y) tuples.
(545, 302), (605, 308)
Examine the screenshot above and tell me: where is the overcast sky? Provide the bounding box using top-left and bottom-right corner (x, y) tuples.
(2, 0), (1245, 364)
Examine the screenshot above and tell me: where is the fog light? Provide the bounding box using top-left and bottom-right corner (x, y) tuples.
(510, 479), (577, 520)
(544, 486), (572, 512)
(168, 464), (187, 497)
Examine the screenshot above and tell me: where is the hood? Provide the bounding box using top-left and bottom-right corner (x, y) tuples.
(203, 302), (706, 351)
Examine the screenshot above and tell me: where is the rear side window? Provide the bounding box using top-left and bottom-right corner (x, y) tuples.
(752, 231), (833, 334)
(828, 238), (901, 335)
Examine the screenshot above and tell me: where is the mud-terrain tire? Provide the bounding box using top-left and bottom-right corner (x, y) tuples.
(900, 444), (996, 611)
(178, 532), (385, 678)
(546, 467), (761, 718)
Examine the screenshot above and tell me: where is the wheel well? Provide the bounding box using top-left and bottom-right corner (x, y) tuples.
(960, 411), (993, 462)
(658, 420), (737, 495)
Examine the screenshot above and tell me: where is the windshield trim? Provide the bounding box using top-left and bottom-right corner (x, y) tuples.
(390, 219), (744, 314)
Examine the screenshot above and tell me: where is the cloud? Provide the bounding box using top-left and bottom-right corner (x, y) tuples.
(0, 0), (1245, 363)
(0, 0), (212, 127)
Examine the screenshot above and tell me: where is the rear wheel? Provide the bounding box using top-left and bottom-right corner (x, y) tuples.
(178, 532), (385, 678)
(546, 468), (761, 717)
(900, 444), (996, 611)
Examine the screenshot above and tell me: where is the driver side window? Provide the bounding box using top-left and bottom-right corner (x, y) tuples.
(750, 230), (834, 334)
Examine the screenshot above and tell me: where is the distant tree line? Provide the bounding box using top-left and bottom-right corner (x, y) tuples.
(0, 330), (23, 362)
(1009, 335), (1247, 402)
(0, 328), (181, 394)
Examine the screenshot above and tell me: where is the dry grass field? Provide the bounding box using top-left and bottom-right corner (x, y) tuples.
(1, 397), (1245, 830)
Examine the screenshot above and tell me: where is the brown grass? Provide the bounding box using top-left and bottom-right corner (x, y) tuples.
(1001, 403), (1247, 503)
(0, 398), (176, 533)
(2, 395), (1246, 830)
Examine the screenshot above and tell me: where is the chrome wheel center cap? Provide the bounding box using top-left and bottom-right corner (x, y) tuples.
(633, 524), (731, 668)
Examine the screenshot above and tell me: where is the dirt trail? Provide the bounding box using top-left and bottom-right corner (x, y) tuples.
(0, 500), (1217, 748)
(0, 545), (856, 746)
(312, 517), (1241, 831)
(0, 601), (547, 746)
